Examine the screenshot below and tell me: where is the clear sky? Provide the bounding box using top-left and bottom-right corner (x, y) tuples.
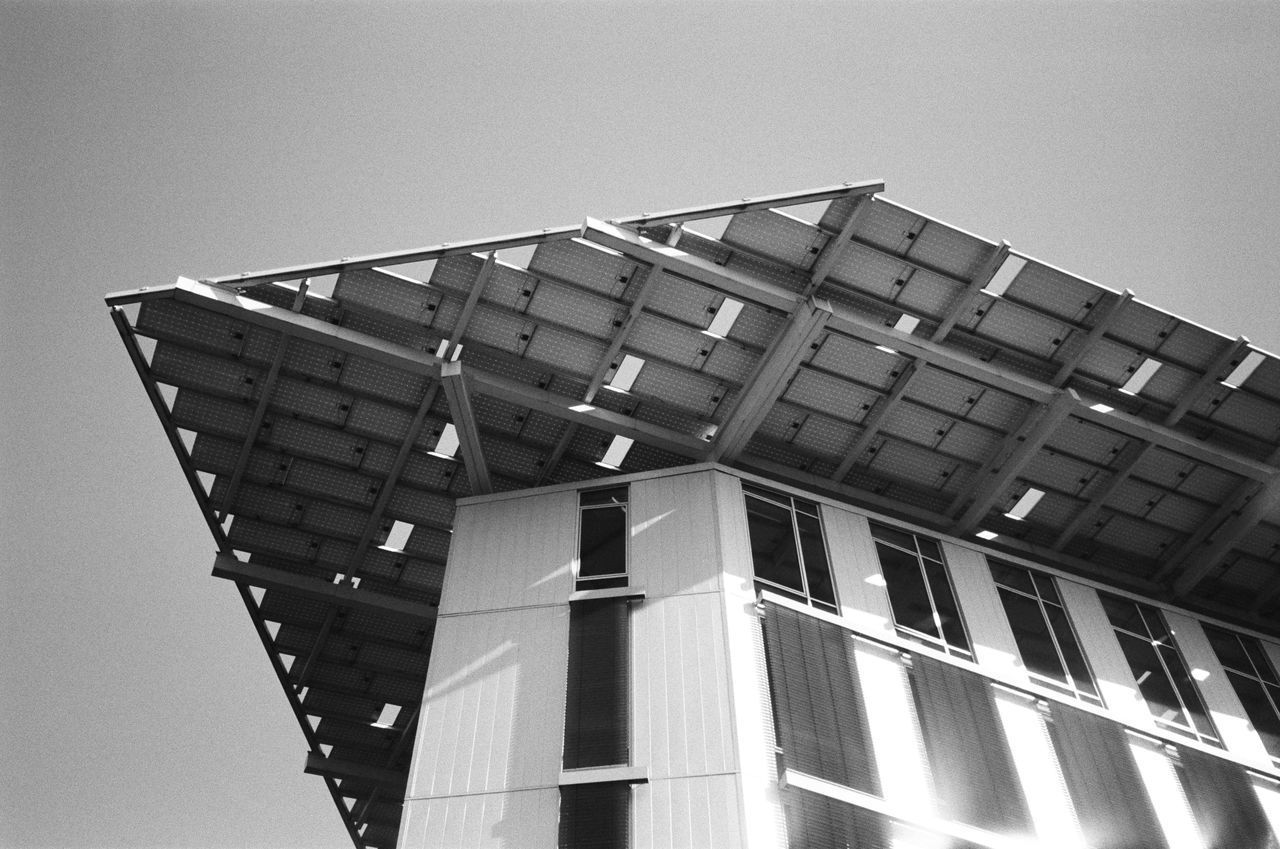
(3, 2), (1278, 847)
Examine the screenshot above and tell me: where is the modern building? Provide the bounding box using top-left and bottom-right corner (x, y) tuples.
(107, 181), (1280, 849)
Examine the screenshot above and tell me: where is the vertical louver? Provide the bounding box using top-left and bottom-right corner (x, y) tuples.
(906, 653), (1030, 833)
(1178, 746), (1276, 849)
(1046, 700), (1167, 849)
(761, 602), (879, 794)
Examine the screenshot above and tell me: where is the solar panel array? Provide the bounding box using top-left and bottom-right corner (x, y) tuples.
(107, 181), (1280, 848)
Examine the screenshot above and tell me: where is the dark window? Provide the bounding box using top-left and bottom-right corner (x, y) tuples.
(990, 560), (1101, 705)
(578, 486), (628, 589)
(1100, 594), (1219, 745)
(744, 484), (837, 612)
(1203, 624), (1280, 763)
(563, 599), (629, 769)
(558, 783), (629, 849)
(869, 521), (971, 658)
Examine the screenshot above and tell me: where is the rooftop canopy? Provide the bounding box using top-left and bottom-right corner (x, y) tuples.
(108, 181), (1280, 849)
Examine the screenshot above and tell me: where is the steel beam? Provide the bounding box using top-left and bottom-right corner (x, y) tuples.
(951, 389), (1080, 535)
(212, 553), (437, 620)
(217, 334), (289, 522)
(191, 182), (882, 289)
(1163, 336), (1251, 427)
(536, 261), (664, 485)
(304, 753), (406, 787)
(804, 194), (876, 298)
(616, 180), (884, 228)
(1167, 474), (1280, 596)
(201, 227), (579, 288)
(580, 220), (1278, 483)
(468, 367), (707, 459)
(170, 277), (446, 380)
(447, 251), (496, 349)
(1051, 440), (1151, 551)
(707, 297), (833, 463)
(830, 362), (920, 483)
(110, 307), (231, 551)
(440, 361), (492, 494)
(930, 242), (1010, 343)
(1051, 289), (1133, 387)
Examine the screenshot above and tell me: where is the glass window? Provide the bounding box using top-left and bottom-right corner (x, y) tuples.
(869, 521), (971, 658)
(990, 560), (1101, 705)
(1100, 594), (1219, 745)
(744, 483), (837, 612)
(578, 486), (628, 589)
(1203, 624), (1280, 763)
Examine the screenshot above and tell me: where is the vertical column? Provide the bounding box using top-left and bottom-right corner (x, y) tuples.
(941, 543), (1025, 681)
(1165, 611), (1272, 765)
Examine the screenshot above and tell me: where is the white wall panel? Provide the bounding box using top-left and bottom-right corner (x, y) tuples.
(714, 472), (753, 590)
(398, 788), (559, 849)
(633, 774), (743, 849)
(1165, 610), (1272, 765)
(942, 543), (1025, 682)
(408, 604), (568, 799)
(630, 470), (721, 597)
(442, 489), (577, 615)
(821, 505), (895, 640)
(1056, 580), (1153, 728)
(714, 469), (787, 849)
(632, 591), (736, 779)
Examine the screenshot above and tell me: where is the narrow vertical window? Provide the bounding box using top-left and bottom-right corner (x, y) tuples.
(578, 486), (628, 590)
(1100, 594), (1219, 745)
(869, 521), (971, 658)
(563, 598), (630, 769)
(989, 559), (1102, 705)
(1202, 624), (1280, 764)
(558, 782), (629, 849)
(744, 483), (837, 612)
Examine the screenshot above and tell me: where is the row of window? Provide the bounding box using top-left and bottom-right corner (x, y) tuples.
(738, 481), (1280, 761)
(569, 477), (1280, 765)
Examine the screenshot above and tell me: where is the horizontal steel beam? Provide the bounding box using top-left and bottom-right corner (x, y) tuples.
(160, 182), (883, 289)
(304, 753), (405, 787)
(467, 368), (708, 459)
(617, 179), (884, 227)
(211, 553), (437, 621)
(201, 227), (580, 288)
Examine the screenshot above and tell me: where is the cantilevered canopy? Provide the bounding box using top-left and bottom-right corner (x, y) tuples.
(108, 180), (1280, 849)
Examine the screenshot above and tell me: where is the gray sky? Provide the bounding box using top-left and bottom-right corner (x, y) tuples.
(3, 2), (1278, 847)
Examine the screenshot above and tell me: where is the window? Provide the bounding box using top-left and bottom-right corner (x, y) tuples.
(744, 483), (837, 613)
(1202, 624), (1280, 763)
(1100, 594), (1219, 745)
(869, 521), (970, 658)
(578, 486), (628, 590)
(989, 560), (1101, 705)
(563, 599), (630, 769)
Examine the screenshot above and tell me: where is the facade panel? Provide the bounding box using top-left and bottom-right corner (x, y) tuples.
(632, 590), (736, 780)
(407, 604), (568, 799)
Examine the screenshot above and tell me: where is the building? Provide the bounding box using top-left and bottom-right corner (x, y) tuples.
(107, 181), (1280, 849)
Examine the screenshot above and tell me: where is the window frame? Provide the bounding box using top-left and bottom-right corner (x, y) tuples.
(1100, 593), (1220, 746)
(743, 483), (838, 613)
(576, 485), (629, 590)
(869, 521), (972, 659)
(988, 559), (1103, 706)
(1202, 623), (1280, 765)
